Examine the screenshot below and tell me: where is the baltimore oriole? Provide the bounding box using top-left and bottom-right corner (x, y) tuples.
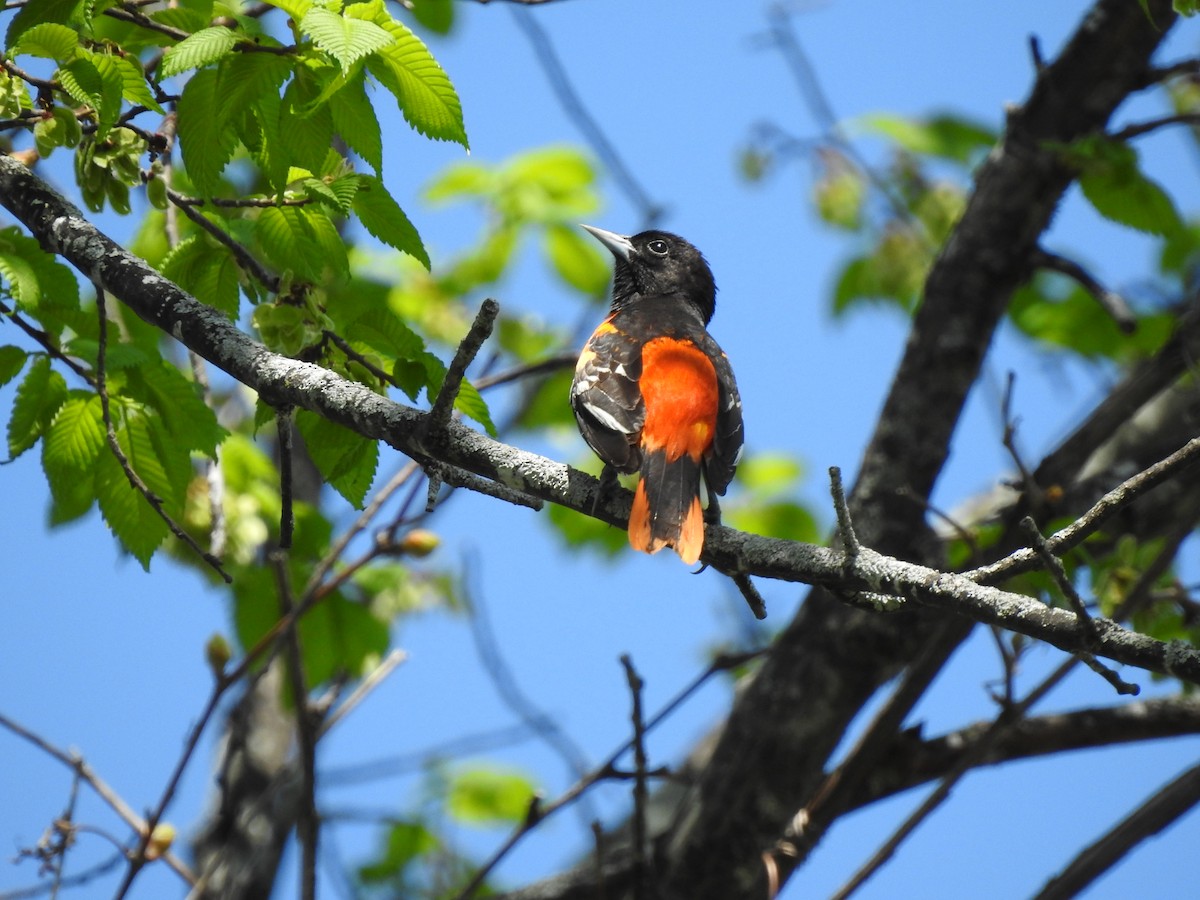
(571, 226), (743, 564)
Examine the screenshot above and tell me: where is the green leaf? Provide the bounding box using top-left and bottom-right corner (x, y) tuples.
(423, 161), (493, 202)
(177, 67), (239, 195)
(80, 51), (128, 133)
(42, 393), (106, 479)
(734, 453), (803, 494)
(547, 495), (628, 556)
(295, 409), (379, 508)
(409, 0), (453, 34)
(857, 112), (997, 163)
(351, 0), (467, 147)
(452, 378), (495, 437)
(95, 413), (171, 568)
(0, 228), (79, 312)
(359, 821), (439, 885)
(299, 592), (390, 685)
(161, 235), (242, 319)
(107, 54), (164, 113)
(8, 356), (67, 458)
(300, 6), (394, 73)
(1065, 137), (1183, 237)
(256, 205), (347, 282)
(330, 71), (383, 173)
(353, 175), (429, 268)
(447, 766), (536, 825)
(159, 25), (241, 79)
(56, 56), (104, 111)
(278, 69), (336, 174)
(544, 224), (610, 297)
(6, 0), (82, 48)
(344, 309), (427, 393)
(1009, 278), (1173, 361)
(725, 500), (819, 544)
(12, 22), (79, 60)
(0, 346), (27, 388)
(124, 360), (228, 456)
(270, 0), (312, 19)
(1175, 0), (1199, 16)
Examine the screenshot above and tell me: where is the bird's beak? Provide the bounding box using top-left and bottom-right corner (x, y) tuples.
(581, 224), (634, 261)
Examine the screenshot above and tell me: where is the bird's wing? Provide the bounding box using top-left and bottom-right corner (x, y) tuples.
(700, 336), (743, 496)
(571, 320), (646, 473)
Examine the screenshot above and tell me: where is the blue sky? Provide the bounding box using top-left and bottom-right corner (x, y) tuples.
(2, 2), (1199, 898)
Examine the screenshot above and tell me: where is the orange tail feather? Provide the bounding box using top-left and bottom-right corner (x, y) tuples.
(628, 450), (705, 564)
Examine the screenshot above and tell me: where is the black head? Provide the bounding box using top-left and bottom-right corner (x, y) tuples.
(582, 225), (717, 325)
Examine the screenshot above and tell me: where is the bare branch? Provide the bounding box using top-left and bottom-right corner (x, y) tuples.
(1032, 247), (1136, 333)
(428, 297), (500, 430)
(1033, 760), (1200, 900)
(620, 655), (651, 900)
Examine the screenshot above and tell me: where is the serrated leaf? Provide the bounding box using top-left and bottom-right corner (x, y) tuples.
(353, 175), (429, 268)
(108, 54), (164, 113)
(160, 25), (241, 79)
(177, 67), (238, 195)
(0, 228), (82, 312)
(56, 57), (104, 111)
(279, 71), (336, 175)
(330, 71), (383, 173)
(95, 416), (170, 568)
(6, 0), (82, 48)
(81, 51), (127, 132)
(350, 0), (467, 147)
(8, 357), (67, 458)
(296, 409), (378, 507)
(12, 22), (79, 60)
(43, 393), (106, 478)
(124, 361), (228, 456)
(448, 767), (536, 826)
(0, 346), (27, 387)
(300, 7), (393, 73)
(161, 234), (242, 319)
(256, 205), (345, 282)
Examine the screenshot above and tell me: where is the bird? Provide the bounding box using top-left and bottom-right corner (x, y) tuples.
(571, 225), (743, 564)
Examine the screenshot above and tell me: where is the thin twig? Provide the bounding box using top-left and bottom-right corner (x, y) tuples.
(453, 650), (763, 900)
(465, 559), (598, 826)
(620, 655), (651, 900)
(1020, 516), (1099, 642)
(277, 408), (296, 550)
(1033, 760), (1200, 900)
(1000, 371), (1037, 492)
(829, 656), (1080, 900)
(94, 290), (232, 582)
(473, 351), (578, 390)
(727, 570), (768, 619)
(166, 187), (281, 293)
(967, 437), (1200, 585)
(428, 298), (500, 429)
(511, 6), (663, 225)
(1033, 248), (1136, 333)
(1111, 112), (1200, 142)
(318, 649), (408, 738)
(271, 552), (319, 900)
(0, 299), (95, 388)
(828, 465), (860, 558)
(0, 713), (195, 886)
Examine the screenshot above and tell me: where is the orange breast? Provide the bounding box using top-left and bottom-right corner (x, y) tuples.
(639, 337), (718, 462)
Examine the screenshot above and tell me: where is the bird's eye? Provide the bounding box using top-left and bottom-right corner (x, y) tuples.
(647, 239), (669, 256)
